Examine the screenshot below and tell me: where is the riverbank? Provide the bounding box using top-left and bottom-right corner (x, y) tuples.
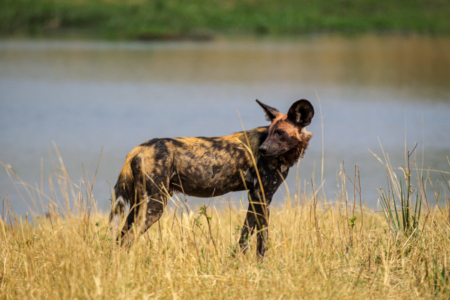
(1, 0), (449, 40)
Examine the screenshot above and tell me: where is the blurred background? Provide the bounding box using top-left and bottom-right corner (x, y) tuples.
(1, 0), (449, 215)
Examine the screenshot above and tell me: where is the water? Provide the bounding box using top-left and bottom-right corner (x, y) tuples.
(1, 35), (449, 216)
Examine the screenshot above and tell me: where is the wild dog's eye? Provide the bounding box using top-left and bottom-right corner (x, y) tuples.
(275, 130), (284, 137)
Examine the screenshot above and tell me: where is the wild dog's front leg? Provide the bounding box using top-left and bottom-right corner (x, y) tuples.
(256, 208), (270, 258)
(239, 189), (271, 258)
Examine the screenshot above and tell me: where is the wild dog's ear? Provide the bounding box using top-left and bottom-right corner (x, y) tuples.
(256, 99), (281, 122)
(287, 99), (314, 127)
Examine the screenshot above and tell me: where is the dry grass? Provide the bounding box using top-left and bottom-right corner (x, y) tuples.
(1, 151), (450, 299)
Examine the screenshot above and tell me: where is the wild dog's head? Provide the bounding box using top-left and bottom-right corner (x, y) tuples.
(257, 99), (314, 159)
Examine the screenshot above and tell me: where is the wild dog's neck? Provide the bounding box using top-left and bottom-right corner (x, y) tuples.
(281, 130), (313, 167)
(281, 148), (302, 167)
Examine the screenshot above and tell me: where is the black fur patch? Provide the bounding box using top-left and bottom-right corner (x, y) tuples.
(281, 148), (302, 167)
(140, 138), (159, 147)
(152, 140), (170, 162)
(167, 139), (185, 147)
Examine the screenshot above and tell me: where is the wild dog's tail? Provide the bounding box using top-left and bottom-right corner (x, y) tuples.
(109, 146), (143, 221)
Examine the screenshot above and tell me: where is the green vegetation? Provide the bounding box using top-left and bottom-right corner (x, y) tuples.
(1, 0), (450, 40)
(378, 145), (424, 239)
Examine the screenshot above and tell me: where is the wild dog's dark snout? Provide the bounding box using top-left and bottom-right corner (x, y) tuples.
(259, 145), (268, 155)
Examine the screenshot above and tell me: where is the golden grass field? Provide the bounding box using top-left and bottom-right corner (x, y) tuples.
(1, 148), (450, 299)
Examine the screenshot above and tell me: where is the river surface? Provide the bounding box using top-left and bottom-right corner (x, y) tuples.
(1, 35), (449, 216)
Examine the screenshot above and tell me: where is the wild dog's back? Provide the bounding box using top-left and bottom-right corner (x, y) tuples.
(113, 127), (268, 209)
(168, 127), (268, 197)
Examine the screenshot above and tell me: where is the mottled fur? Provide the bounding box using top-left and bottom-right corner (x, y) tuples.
(112, 99), (314, 257)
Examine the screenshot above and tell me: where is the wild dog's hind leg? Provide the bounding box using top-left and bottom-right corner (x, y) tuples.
(119, 154), (172, 247)
(117, 204), (139, 245)
(120, 193), (169, 247)
(119, 176), (171, 247)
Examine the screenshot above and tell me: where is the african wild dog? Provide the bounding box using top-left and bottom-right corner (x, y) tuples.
(112, 99), (314, 257)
